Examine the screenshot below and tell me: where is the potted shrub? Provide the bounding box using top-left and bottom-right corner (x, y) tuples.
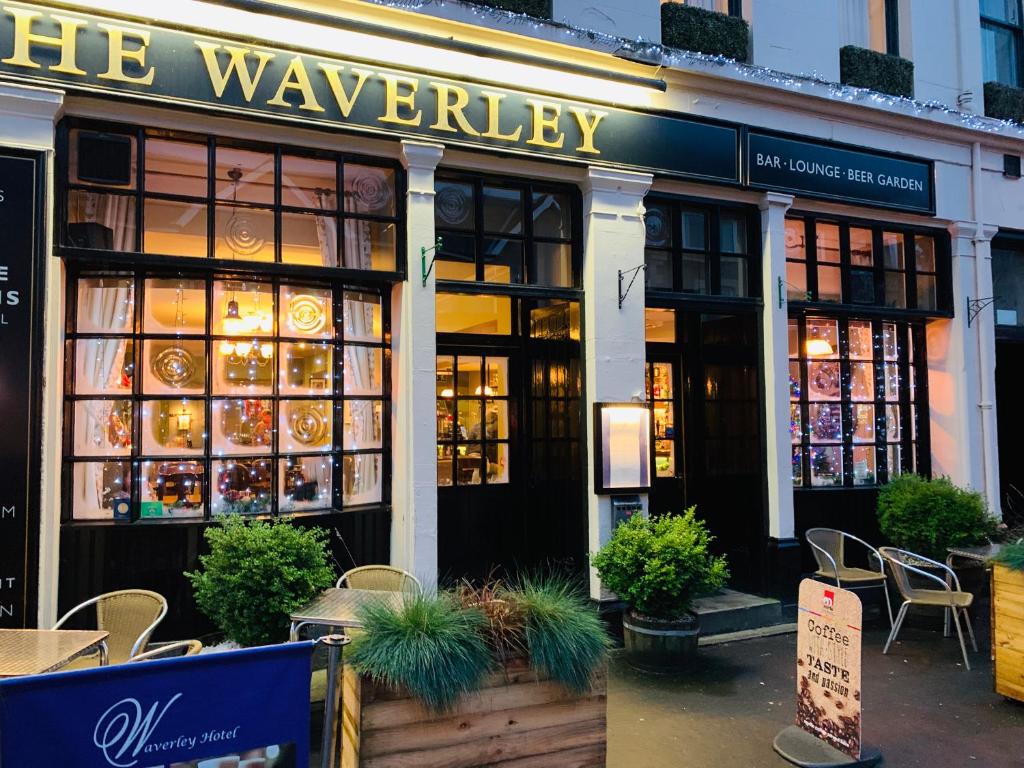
(185, 516), (335, 647)
(991, 540), (1024, 702)
(877, 475), (997, 561)
(592, 507), (729, 670)
(341, 579), (609, 767)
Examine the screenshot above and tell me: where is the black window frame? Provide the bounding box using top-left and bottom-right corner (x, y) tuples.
(981, 0), (1024, 86)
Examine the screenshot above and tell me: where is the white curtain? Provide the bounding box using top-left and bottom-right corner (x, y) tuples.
(314, 189), (338, 268)
(73, 281), (134, 517)
(69, 190), (137, 251)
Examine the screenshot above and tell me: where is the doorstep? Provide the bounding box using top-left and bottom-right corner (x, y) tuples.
(692, 588), (785, 638)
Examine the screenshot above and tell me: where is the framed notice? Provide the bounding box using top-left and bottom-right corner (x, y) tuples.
(796, 579), (864, 759)
(0, 149), (46, 629)
(593, 403), (651, 494)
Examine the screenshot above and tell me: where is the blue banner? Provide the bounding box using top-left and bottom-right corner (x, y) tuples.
(0, 641), (313, 768)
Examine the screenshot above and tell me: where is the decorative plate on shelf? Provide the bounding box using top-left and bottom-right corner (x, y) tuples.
(152, 346), (196, 388)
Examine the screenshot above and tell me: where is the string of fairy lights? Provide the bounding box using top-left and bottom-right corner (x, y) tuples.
(364, 0), (1024, 137)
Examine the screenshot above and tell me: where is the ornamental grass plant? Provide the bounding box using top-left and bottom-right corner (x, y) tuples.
(993, 540), (1024, 572)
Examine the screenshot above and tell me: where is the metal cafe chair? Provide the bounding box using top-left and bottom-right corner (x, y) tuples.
(53, 589), (168, 665)
(805, 527), (894, 626)
(337, 565), (423, 596)
(128, 639), (203, 662)
(879, 547), (978, 670)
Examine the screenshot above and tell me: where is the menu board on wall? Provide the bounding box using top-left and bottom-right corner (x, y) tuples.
(0, 150), (44, 628)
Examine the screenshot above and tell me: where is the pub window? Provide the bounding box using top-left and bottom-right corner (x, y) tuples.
(784, 215), (950, 313)
(61, 121), (402, 273)
(982, 0), (1024, 86)
(789, 315), (927, 488)
(433, 174), (578, 288)
(644, 198), (759, 298)
(993, 240), (1024, 326)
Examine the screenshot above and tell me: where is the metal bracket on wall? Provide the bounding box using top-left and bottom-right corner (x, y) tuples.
(420, 237), (443, 287)
(618, 264), (646, 309)
(966, 296), (998, 327)
(778, 276), (812, 309)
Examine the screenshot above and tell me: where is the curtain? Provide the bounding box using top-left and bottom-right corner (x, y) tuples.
(69, 190), (137, 251)
(73, 280), (134, 518)
(314, 189), (338, 268)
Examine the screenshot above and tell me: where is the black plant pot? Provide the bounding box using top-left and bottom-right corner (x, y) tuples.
(622, 608), (700, 672)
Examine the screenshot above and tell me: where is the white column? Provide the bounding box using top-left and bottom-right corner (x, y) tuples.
(582, 167), (653, 600)
(0, 83), (63, 628)
(759, 192), (795, 542)
(973, 226), (1001, 517)
(391, 140), (443, 592)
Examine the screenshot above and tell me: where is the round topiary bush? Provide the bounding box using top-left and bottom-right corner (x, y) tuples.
(591, 507), (728, 620)
(877, 475), (997, 561)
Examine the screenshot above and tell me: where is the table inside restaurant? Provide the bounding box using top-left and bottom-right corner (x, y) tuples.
(289, 588), (405, 641)
(0, 629), (109, 678)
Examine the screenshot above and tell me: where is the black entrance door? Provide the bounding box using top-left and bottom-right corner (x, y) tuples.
(646, 310), (765, 588)
(997, 338), (1024, 524)
(436, 333), (585, 582)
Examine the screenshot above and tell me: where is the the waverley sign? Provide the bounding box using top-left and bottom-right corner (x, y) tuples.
(748, 130), (934, 214)
(0, 1), (739, 182)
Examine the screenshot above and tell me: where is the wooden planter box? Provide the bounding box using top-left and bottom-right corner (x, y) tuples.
(993, 563), (1024, 702)
(340, 657), (607, 768)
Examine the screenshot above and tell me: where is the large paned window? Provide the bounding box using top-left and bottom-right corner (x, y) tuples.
(61, 122), (401, 272)
(644, 198), (758, 298)
(982, 0), (1024, 86)
(784, 216), (949, 313)
(789, 316), (926, 488)
(64, 272), (388, 521)
(994, 240), (1024, 328)
(433, 174), (578, 288)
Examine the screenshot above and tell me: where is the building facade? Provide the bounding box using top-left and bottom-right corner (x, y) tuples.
(0, 0), (1020, 635)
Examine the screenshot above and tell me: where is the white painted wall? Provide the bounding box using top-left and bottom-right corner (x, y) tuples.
(750, 0), (841, 81)
(552, 0), (663, 44)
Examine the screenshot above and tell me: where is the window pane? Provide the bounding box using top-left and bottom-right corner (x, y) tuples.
(719, 212), (746, 253)
(77, 277), (135, 333)
(214, 205), (275, 263)
(807, 362), (841, 400)
(145, 139), (207, 197)
(915, 236), (936, 272)
(719, 255), (748, 297)
(530, 242), (572, 287)
(73, 399), (133, 456)
(344, 400), (383, 450)
(817, 265), (842, 302)
(528, 300), (580, 341)
(644, 203), (672, 248)
(682, 252), (706, 292)
(343, 346), (383, 395)
(457, 400), (482, 441)
(887, 443), (902, 478)
(343, 291), (382, 343)
(850, 269), (875, 304)
(882, 323), (899, 360)
(646, 308), (676, 343)
(143, 198), (204, 257)
(279, 343), (333, 394)
(809, 403), (843, 442)
(482, 237), (521, 283)
(144, 279), (205, 335)
(482, 186), (523, 234)
(785, 218), (806, 260)
(143, 339), (206, 395)
(682, 210), (706, 250)
(213, 458), (272, 515)
(982, 23), (1021, 85)
(852, 445), (876, 486)
(848, 321), (873, 359)
(280, 455), (333, 511)
(981, 0), (1020, 23)
(436, 293), (512, 334)
(74, 339), (134, 395)
(343, 220), (396, 271)
(281, 286), (332, 340)
(852, 404), (875, 442)
(810, 446), (843, 486)
(850, 362), (875, 402)
(141, 459), (204, 518)
(655, 440), (675, 477)
(141, 399), (205, 455)
(279, 399), (332, 453)
(786, 261), (807, 300)
(213, 338), (274, 395)
(533, 191), (571, 239)
(69, 191), (138, 251)
(882, 232), (905, 269)
(816, 223), (840, 263)
(805, 317), (839, 358)
(456, 356), (483, 397)
(850, 227), (874, 266)
(282, 155), (336, 209)
(788, 319), (799, 358)
(455, 445), (483, 485)
(884, 271), (906, 308)
(215, 146), (274, 205)
(485, 357), (509, 396)
(212, 281), (274, 336)
(435, 181), (475, 230)
(645, 249), (673, 289)
(884, 363), (900, 400)
(436, 232), (476, 281)
(282, 211), (335, 267)
(343, 165), (396, 216)
(789, 361), (802, 399)
(212, 399), (273, 454)
(792, 447), (803, 485)
(916, 274), (937, 311)
(72, 461), (132, 520)
(790, 404), (802, 443)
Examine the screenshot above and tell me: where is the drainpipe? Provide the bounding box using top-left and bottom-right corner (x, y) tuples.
(970, 141), (1000, 517)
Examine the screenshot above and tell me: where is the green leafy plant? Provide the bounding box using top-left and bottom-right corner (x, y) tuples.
(513, 576), (610, 694)
(993, 540), (1024, 572)
(592, 508), (729, 620)
(877, 475), (997, 561)
(185, 516), (335, 647)
(984, 81), (1024, 123)
(347, 594), (493, 712)
(661, 3), (749, 61)
(839, 45), (914, 98)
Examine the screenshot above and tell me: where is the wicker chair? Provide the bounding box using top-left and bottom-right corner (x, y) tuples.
(53, 589), (167, 666)
(337, 565), (423, 596)
(806, 528), (894, 626)
(879, 547), (977, 669)
(128, 640), (203, 662)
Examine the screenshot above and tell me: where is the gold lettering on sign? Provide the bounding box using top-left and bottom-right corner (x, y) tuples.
(2, 7), (86, 76)
(379, 74), (422, 127)
(429, 82), (479, 136)
(195, 41), (274, 102)
(97, 24), (154, 85)
(526, 99), (564, 149)
(318, 64), (372, 118)
(569, 107), (607, 155)
(480, 91), (522, 142)
(267, 55), (323, 112)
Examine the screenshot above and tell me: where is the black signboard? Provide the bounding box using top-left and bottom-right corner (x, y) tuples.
(747, 130), (934, 214)
(0, 1), (739, 183)
(0, 150), (44, 628)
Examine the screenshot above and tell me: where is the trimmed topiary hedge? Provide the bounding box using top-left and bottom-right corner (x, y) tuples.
(661, 3), (749, 62)
(840, 45), (913, 98)
(472, 0), (551, 19)
(984, 81), (1024, 123)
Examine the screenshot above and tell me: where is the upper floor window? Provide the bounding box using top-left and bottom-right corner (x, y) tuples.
(994, 240), (1024, 327)
(982, 0), (1023, 85)
(433, 174), (579, 289)
(60, 120), (402, 273)
(784, 215), (949, 314)
(644, 198), (758, 298)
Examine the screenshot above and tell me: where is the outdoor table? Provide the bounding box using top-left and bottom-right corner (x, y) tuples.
(943, 543), (1004, 638)
(289, 588), (405, 641)
(0, 629), (109, 678)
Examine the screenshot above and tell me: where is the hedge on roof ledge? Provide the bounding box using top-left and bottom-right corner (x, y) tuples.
(839, 45), (914, 99)
(471, 0), (552, 19)
(984, 81), (1024, 123)
(661, 3), (749, 62)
